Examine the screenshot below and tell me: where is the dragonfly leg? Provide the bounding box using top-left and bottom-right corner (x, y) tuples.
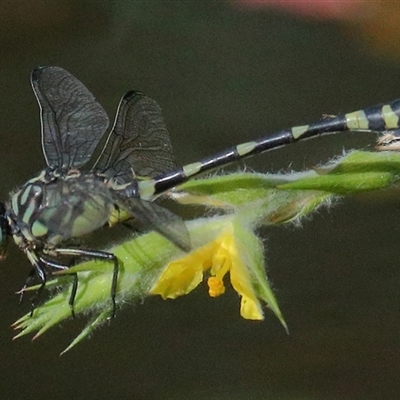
(39, 256), (78, 318)
(18, 267), (36, 305)
(50, 248), (119, 318)
(17, 251), (47, 316)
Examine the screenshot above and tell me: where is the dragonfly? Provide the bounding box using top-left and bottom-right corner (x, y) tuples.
(1, 66), (191, 317)
(2, 66), (400, 318)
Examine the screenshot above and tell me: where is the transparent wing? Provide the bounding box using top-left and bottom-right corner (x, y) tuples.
(93, 91), (176, 183)
(116, 197), (191, 252)
(31, 66), (109, 169)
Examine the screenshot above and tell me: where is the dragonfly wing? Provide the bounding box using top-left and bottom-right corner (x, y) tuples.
(93, 91), (176, 183)
(31, 66), (109, 169)
(116, 197), (190, 252)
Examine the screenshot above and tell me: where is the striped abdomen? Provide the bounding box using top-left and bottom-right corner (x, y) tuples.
(138, 98), (400, 200)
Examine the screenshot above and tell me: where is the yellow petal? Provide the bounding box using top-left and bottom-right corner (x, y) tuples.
(227, 229), (264, 320)
(240, 295), (264, 320)
(150, 241), (217, 299)
(149, 259), (203, 299)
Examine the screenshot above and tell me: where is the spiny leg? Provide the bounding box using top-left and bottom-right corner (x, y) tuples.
(39, 256), (78, 318)
(18, 268), (36, 306)
(17, 253), (47, 316)
(50, 247), (119, 318)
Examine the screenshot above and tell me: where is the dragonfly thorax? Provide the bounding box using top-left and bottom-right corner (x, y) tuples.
(8, 169), (116, 250)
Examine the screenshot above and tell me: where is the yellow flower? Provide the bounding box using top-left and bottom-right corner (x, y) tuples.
(150, 222), (281, 321)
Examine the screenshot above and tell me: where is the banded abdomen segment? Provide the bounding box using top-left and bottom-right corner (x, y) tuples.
(138, 98), (400, 200)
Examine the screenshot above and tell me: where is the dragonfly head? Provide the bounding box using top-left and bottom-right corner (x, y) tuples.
(0, 202), (9, 260)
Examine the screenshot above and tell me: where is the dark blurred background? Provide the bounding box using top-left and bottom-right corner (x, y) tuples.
(1, 1), (400, 399)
